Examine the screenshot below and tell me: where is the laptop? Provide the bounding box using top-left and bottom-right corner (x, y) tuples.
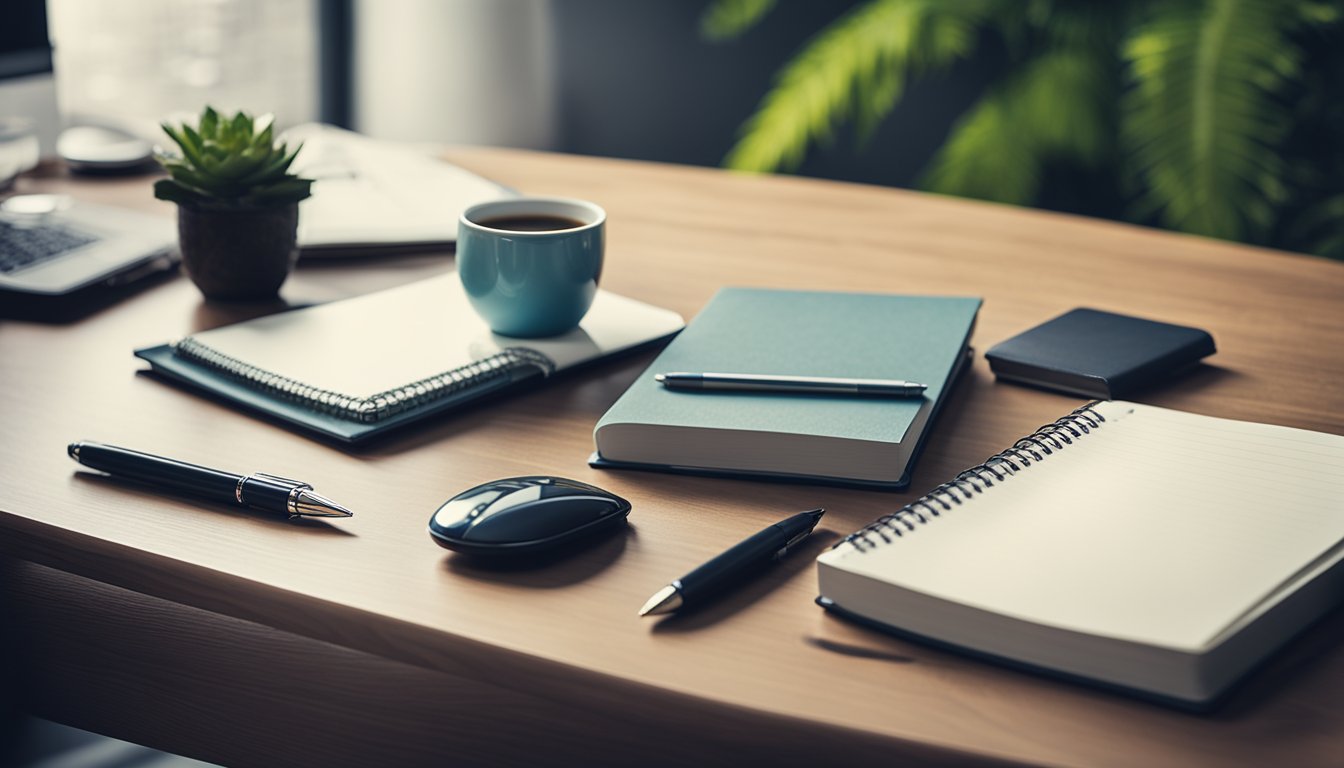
(0, 195), (178, 319)
(0, 3), (178, 320)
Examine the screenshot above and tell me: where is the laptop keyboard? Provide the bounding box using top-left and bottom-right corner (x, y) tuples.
(0, 219), (101, 274)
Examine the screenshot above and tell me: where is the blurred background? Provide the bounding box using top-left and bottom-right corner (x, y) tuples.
(1, 0), (1340, 763)
(3, 0), (1340, 258)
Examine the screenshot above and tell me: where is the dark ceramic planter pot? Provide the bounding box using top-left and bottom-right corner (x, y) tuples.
(177, 203), (300, 301)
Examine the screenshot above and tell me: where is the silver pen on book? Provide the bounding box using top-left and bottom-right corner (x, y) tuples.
(655, 372), (927, 397)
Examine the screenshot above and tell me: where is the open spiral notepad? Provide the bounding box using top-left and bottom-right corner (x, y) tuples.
(817, 400), (1344, 709)
(135, 274), (684, 443)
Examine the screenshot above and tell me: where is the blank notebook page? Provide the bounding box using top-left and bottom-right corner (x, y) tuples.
(837, 401), (1344, 650)
(177, 275), (682, 398)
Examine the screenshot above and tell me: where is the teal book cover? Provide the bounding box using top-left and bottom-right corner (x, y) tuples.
(591, 288), (981, 488)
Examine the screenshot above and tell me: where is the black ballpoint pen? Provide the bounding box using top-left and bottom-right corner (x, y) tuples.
(656, 372), (926, 397)
(68, 441), (353, 519)
(639, 508), (825, 617)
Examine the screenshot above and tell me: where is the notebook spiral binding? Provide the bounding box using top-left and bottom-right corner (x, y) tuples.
(172, 337), (556, 424)
(843, 401), (1107, 551)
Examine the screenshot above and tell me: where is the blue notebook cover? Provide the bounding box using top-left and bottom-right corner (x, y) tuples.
(590, 288), (980, 489)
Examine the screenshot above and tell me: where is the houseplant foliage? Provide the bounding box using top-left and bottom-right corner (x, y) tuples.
(703, 0), (1343, 258)
(155, 106), (314, 299)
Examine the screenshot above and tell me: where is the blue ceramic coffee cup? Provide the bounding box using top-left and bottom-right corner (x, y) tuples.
(457, 197), (605, 337)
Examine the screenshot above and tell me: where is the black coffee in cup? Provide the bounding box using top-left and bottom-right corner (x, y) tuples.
(477, 214), (584, 232)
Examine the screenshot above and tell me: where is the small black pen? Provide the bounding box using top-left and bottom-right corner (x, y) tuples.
(68, 441), (353, 520)
(639, 508), (825, 617)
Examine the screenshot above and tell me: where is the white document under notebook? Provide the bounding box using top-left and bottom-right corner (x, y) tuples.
(817, 400), (1344, 709)
(287, 124), (513, 255)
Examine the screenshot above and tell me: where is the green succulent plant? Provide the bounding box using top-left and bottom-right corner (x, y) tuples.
(154, 106), (313, 210)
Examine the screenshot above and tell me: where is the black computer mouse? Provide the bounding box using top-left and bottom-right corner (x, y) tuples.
(428, 476), (631, 557)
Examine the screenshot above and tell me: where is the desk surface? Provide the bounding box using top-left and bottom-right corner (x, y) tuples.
(2, 149), (1342, 767)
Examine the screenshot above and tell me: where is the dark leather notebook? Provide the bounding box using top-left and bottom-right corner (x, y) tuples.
(985, 308), (1215, 398)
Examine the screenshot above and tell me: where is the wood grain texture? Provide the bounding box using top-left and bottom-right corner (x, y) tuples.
(1, 150), (1342, 767)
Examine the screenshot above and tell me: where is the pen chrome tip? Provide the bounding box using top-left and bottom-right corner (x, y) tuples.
(638, 584), (683, 617)
(654, 373), (666, 383)
(292, 489), (354, 518)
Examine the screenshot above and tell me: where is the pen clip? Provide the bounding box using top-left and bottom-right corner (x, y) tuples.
(775, 529), (813, 560)
(251, 472), (313, 491)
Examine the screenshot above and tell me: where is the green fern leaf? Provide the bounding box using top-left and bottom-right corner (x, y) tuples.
(922, 49), (1113, 204)
(991, 0), (1122, 54)
(723, 0), (988, 173)
(925, 98), (1042, 204)
(1121, 0), (1321, 241)
(701, 0), (778, 41)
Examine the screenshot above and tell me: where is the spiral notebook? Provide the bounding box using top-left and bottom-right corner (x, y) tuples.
(135, 274), (685, 443)
(817, 401), (1344, 709)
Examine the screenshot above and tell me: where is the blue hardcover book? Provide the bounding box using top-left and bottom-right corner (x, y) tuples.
(590, 288), (981, 489)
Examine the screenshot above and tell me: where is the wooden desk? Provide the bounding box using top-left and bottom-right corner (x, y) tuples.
(2, 150), (1341, 767)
